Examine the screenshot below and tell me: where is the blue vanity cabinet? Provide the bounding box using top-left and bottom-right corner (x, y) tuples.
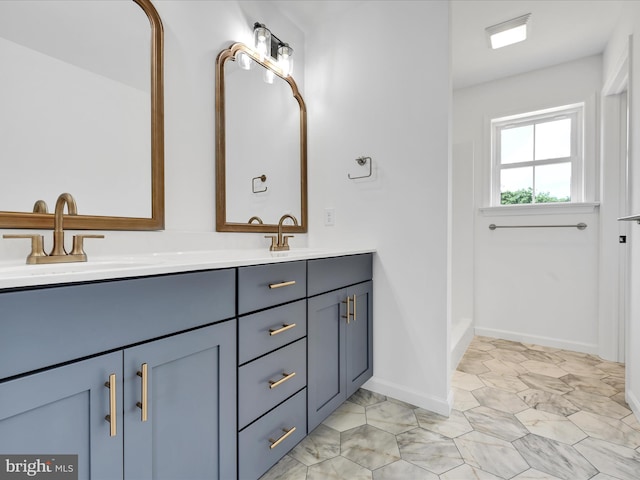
(0, 269), (237, 480)
(307, 255), (373, 432)
(0, 352), (123, 480)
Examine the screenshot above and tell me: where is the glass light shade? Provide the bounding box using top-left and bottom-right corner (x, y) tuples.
(486, 14), (530, 49)
(263, 68), (275, 84)
(254, 25), (271, 59)
(490, 24), (527, 49)
(277, 44), (294, 77)
(237, 51), (252, 70)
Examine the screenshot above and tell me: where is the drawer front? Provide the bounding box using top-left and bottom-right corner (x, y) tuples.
(239, 388), (307, 480)
(238, 338), (307, 428)
(308, 253), (372, 296)
(239, 300), (307, 364)
(0, 269), (235, 380)
(238, 261), (306, 314)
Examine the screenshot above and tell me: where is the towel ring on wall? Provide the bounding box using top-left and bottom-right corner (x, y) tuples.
(348, 157), (372, 179)
(252, 174), (268, 193)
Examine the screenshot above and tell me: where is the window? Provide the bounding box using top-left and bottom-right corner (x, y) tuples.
(491, 104), (583, 206)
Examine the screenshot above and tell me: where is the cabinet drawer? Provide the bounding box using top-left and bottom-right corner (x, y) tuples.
(0, 269), (235, 380)
(238, 338), (307, 429)
(239, 300), (307, 364)
(308, 254), (372, 296)
(238, 388), (307, 480)
(238, 261), (306, 314)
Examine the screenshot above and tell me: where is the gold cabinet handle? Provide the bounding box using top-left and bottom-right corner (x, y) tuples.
(269, 426), (296, 449)
(268, 280), (296, 289)
(342, 296), (351, 324)
(269, 372), (296, 389)
(136, 363), (148, 422)
(269, 323), (296, 336)
(104, 373), (117, 437)
(353, 294), (357, 322)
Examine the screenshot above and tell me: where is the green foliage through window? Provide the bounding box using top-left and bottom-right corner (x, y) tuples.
(501, 188), (570, 205)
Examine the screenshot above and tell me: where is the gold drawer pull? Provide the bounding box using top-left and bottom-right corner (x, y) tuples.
(353, 294), (357, 322)
(269, 323), (296, 336)
(269, 426), (296, 449)
(104, 373), (117, 437)
(136, 363), (148, 422)
(269, 372), (296, 389)
(342, 296), (351, 324)
(269, 280), (296, 289)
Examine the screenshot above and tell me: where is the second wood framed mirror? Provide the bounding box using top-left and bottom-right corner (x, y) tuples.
(215, 42), (307, 233)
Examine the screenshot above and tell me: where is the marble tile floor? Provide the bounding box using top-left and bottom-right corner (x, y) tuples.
(259, 336), (640, 480)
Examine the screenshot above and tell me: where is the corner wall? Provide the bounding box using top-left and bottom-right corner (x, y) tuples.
(305, 0), (452, 414)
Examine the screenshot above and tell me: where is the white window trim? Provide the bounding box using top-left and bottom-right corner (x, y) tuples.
(490, 103), (585, 207)
(480, 202), (599, 217)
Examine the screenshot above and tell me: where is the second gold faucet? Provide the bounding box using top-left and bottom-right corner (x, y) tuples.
(265, 214), (298, 251)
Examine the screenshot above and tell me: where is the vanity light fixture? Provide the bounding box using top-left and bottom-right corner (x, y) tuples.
(277, 43), (294, 77)
(486, 13), (530, 49)
(253, 23), (271, 59)
(253, 22), (294, 77)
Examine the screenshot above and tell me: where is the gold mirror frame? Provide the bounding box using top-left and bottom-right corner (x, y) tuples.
(215, 42), (307, 233)
(0, 0), (164, 231)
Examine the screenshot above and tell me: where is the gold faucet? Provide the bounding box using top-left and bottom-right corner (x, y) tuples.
(265, 214), (298, 251)
(3, 193), (104, 264)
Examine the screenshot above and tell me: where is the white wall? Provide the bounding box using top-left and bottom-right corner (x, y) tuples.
(604, 0), (640, 420)
(453, 56), (604, 355)
(305, 0), (452, 414)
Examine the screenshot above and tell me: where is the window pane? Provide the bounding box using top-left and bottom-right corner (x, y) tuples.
(534, 163), (571, 203)
(500, 167), (533, 204)
(535, 118), (571, 160)
(501, 125), (533, 164)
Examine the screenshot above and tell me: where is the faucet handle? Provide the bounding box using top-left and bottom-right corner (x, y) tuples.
(3, 234), (47, 264)
(264, 235), (278, 250)
(282, 235), (294, 248)
(71, 234), (105, 257)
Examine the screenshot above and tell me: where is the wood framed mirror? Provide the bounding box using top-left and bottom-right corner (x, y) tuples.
(215, 42), (307, 233)
(0, 0), (164, 230)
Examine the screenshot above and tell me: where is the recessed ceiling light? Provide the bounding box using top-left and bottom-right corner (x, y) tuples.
(486, 14), (530, 49)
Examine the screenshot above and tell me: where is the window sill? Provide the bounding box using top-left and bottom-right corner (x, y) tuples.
(480, 202), (600, 217)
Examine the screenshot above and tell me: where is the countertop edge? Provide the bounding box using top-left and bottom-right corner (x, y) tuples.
(0, 248), (376, 290)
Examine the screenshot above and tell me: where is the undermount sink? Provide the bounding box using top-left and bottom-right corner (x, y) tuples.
(0, 259), (155, 278)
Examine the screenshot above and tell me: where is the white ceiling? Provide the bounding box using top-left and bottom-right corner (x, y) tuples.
(451, 0), (626, 89)
(271, 0), (628, 89)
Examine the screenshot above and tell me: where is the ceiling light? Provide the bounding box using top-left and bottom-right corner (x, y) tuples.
(486, 14), (530, 49)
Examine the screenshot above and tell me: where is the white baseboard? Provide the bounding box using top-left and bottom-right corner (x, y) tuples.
(362, 376), (452, 417)
(474, 327), (599, 355)
(451, 318), (474, 371)
(627, 388), (640, 421)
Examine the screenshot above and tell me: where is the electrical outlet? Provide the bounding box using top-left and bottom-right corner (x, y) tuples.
(324, 208), (335, 226)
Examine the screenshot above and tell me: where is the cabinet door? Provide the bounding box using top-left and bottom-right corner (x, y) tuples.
(0, 352), (123, 480)
(346, 281), (373, 397)
(123, 321), (236, 480)
(307, 289), (347, 431)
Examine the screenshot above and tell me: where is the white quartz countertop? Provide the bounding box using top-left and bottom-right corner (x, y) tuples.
(0, 247), (375, 290)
